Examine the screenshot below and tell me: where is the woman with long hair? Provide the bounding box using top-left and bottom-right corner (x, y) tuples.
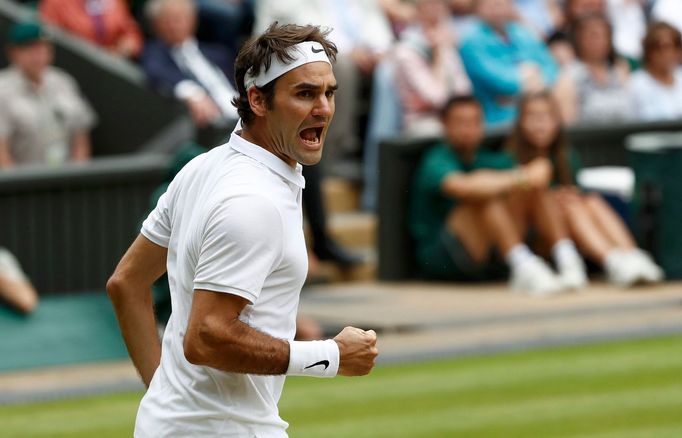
(553, 13), (634, 124)
(508, 91), (663, 287)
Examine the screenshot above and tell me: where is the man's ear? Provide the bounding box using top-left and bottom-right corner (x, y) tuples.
(247, 87), (268, 117)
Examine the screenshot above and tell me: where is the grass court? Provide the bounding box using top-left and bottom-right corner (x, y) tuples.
(1, 335), (681, 437)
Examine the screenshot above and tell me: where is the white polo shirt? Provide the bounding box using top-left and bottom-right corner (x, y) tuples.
(135, 128), (308, 437)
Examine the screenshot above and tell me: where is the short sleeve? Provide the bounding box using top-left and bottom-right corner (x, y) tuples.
(193, 195), (284, 303)
(141, 190), (172, 248)
(418, 145), (463, 196)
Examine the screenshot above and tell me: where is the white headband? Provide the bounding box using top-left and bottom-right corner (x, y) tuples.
(243, 41), (331, 89)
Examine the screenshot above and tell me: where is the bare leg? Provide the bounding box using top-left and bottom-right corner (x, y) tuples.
(529, 189), (570, 247)
(559, 194), (614, 264)
(446, 198), (524, 262)
(584, 194), (636, 250)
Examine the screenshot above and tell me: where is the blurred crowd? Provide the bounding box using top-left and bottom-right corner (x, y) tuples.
(1, 0), (681, 310)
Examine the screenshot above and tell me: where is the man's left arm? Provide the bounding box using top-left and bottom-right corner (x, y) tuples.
(107, 235), (167, 387)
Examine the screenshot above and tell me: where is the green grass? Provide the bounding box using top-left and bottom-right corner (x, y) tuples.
(1, 336), (682, 438)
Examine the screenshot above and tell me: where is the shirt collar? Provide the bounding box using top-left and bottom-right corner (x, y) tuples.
(227, 121), (305, 189)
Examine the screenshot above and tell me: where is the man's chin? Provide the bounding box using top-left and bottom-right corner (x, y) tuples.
(297, 149), (324, 166)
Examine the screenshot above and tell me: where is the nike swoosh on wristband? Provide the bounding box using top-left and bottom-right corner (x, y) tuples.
(304, 360), (330, 370)
(311, 46), (324, 53)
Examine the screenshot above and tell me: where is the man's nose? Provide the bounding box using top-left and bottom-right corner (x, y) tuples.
(312, 94), (333, 118)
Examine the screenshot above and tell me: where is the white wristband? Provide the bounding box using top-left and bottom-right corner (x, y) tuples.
(287, 339), (339, 378)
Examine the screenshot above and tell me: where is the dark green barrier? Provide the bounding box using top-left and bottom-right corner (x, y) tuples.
(628, 133), (682, 279)
(0, 155), (168, 294)
(378, 120), (682, 280)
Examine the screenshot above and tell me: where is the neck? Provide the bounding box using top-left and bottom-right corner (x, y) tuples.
(454, 146), (476, 164)
(487, 21), (508, 37)
(240, 121), (296, 168)
(21, 71), (43, 89)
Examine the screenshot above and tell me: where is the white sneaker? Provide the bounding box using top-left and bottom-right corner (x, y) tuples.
(557, 252), (589, 291)
(604, 250), (644, 287)
(628, 249), (664, 283)
(510, 256), (565, 297)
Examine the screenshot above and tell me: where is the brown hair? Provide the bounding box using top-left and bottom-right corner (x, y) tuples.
(571, 13), (616, 66)
(231, 23), (338, 125)
(642, 21), (682, 67)
(507, 91), (574, 186)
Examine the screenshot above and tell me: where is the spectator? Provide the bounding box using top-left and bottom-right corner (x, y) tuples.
(508, 91), (663, 286)
(0, 248), (38, 314)
(553, 14), (634, 124)
(393, 0), (471, 137)
(651, 0), (682, 36)
(459, 0), (558, 126)
(409, 96), (583, 295)
(40, 0), (144, 59)
(630, 22), (682, 121)
(0, 21), (96, 168)
(141, 0), (238, 134)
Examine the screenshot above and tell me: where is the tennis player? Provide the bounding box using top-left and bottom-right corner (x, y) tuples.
(107, 23), (378, 437)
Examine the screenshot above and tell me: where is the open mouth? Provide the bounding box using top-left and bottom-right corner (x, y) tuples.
(299, 125), (324, 147)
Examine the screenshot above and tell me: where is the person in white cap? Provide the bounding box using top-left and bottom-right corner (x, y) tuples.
(107, 23), (378, 437)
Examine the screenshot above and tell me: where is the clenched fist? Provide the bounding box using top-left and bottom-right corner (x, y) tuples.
(334, 326), (378, 376)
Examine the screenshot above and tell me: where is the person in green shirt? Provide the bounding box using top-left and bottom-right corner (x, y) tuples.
(410, 95), (584, 295)
(508, 91), (663, 287)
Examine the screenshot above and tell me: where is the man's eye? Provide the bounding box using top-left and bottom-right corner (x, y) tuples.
(299, 91), (313, 98)
(325, 90), (335, 98)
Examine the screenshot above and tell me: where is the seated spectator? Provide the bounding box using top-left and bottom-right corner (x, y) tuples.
(553, 14), (634, 124)
(459, 0), (558, 126)
(393, 0), (471, 137)
(0, 247), (38, 314)
(409, 96), (584, 295)
(141, 0), (238, 134)
(40, 0), (144, 59)
(0, 22), (96, 168)
(630, 22), (682, 121)
(508, 91), (663, 286)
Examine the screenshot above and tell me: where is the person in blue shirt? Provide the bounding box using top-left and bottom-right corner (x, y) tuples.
(459, 0), (559, 126)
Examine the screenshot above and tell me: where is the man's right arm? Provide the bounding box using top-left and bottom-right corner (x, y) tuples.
(441, 157), (552, 201)
(184, 289), (378, 377)
(106, 234), (168, 387)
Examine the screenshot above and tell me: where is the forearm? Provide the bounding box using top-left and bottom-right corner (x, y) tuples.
(107, 283), (161, 387)
(442, 170), (518, 200)
(185, 317), (290, 375)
